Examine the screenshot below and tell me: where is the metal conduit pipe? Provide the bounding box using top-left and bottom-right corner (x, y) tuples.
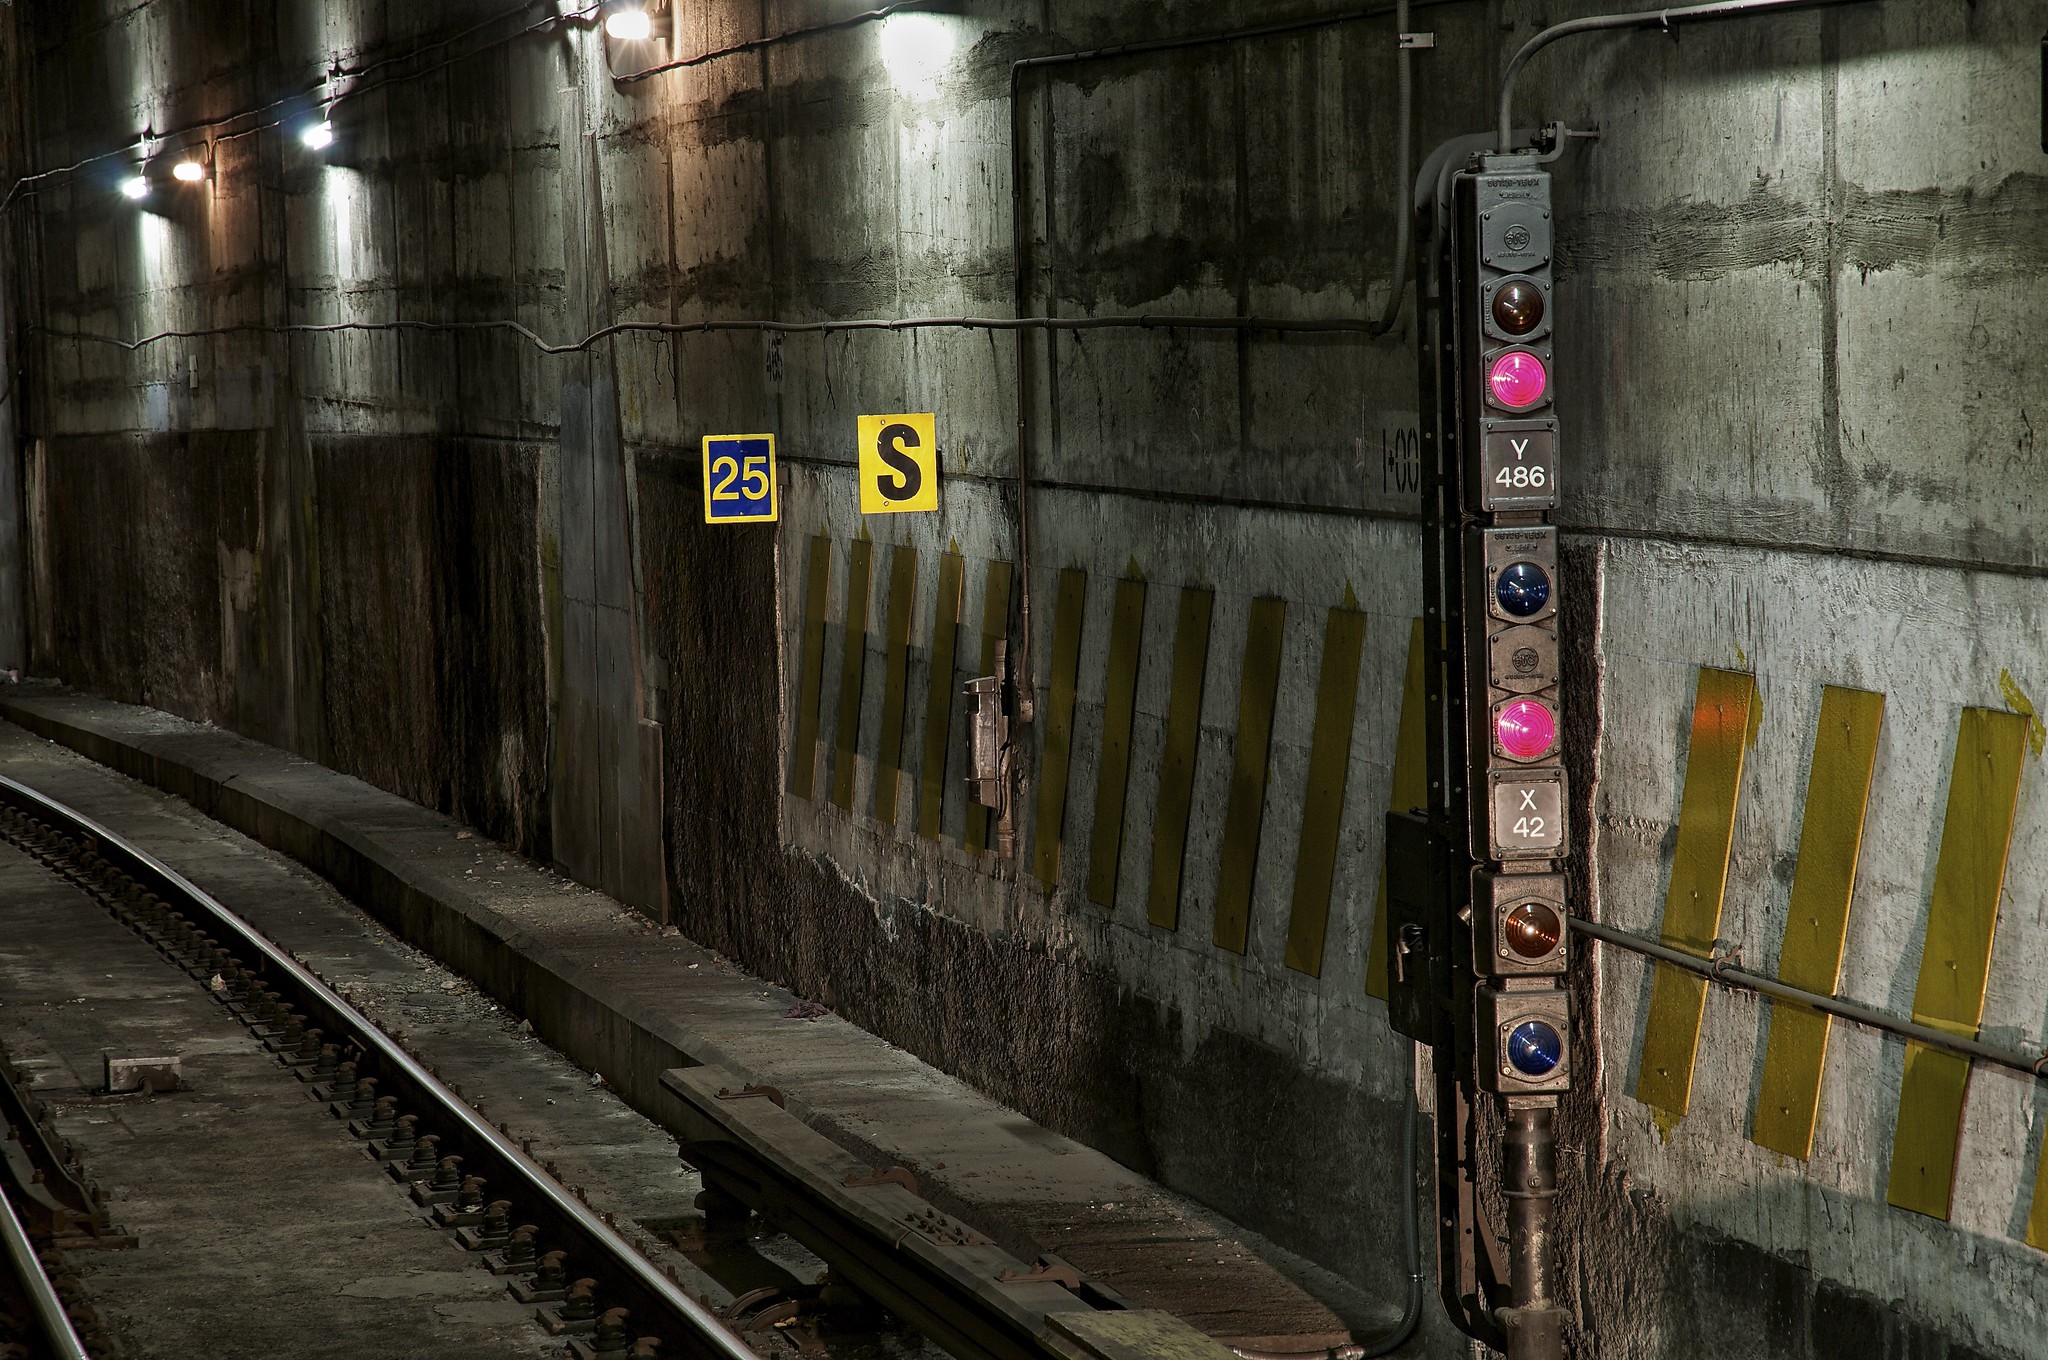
(1495, 0), (1869, 152)
(1567, 915), (2048, 1080)
(1228, 1041), (1424, 1360)
(37, 313), (1394, 356)
(1374, 0), (1415, 339)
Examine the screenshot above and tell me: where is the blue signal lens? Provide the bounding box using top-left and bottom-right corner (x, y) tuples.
(1506, 1020), (1563, 1078)
(1496, 562), (1551, 617)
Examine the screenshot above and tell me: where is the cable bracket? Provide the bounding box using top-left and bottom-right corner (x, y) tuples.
(1707, 944), (1747, 985)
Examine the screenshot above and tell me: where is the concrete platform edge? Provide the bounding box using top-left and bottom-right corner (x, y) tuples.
(0, 695), (782, 1192)
(0, 691), (1398, 1358)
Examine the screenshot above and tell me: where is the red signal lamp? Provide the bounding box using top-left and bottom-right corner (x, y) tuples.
(1495, 698), (1558, 761)
(1487, 350), (1548, 410)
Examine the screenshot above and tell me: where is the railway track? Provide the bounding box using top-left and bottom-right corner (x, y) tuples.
(0, 1162), (94, 1360)
(0, 773), (763, 1360)
(0, 1010), (121, 1360)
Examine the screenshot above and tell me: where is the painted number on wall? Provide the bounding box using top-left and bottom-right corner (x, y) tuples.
(702, 434), (778, 524)
(858, 413), (939, 515)
(1380, 412), (1421, 497)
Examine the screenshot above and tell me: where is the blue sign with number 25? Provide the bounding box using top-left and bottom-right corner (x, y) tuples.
(702, 435), (778, 524)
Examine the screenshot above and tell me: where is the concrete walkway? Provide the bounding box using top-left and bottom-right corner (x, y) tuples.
(0, 690), (1397, 1351)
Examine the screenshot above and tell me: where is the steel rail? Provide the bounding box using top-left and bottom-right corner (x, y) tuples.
(0, 774), (760, 1360)
(0, 1173), (91, 1360)
(678, 1140), (1068, 1360)
(1568, 915), (2048, 1081)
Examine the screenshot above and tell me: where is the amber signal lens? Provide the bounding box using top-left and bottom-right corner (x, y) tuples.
(1492, 279), (1546, 336)
(1503, 901), (1563, 960)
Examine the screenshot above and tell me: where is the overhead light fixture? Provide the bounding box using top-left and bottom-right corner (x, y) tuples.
(604, 7), (653, 40)
(172, 159), (206, 184)
(879, 14), (956, 102)
(301, 120), (334, 151)
(120, 174), (150, 200)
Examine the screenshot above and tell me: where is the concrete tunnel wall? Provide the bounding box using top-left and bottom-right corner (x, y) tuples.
(6, 1), (2047, 1356)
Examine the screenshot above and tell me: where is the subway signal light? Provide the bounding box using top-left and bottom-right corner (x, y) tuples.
(1480, 532), (1558, 624)
(1478, 985), (1572, 1095)
(1466, 180), (1559, 516)
(1486, 350), (1548, 409)
(1471, 530), (1567, 864)
(1402, 151), (1574, 1350)
(1493, 698), (1558, 762)
(1505, 903), (1562, 959)
(1507, 1020), (1563, 1076)
(1495, 560), (1550, 618)
(1474, 871), (1568, 978)
(1490, 278), (1546, 336)
(1458, 167), (1573, 1107)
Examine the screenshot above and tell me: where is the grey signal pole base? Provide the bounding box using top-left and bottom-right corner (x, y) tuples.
(1500, 1306), (1566, 1359)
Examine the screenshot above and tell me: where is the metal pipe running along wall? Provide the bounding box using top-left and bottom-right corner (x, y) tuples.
(1495, 0), (1871, 151)
(1568, 914), (2048, 1081)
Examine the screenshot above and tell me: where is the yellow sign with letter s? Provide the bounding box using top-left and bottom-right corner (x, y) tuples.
(858, 413), (939, 515)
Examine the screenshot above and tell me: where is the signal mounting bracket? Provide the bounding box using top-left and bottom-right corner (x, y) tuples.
(1530, 122), (1600, 164)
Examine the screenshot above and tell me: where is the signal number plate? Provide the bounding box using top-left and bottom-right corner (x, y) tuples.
(1481, 426), (1558, 511)
(1491, 773), (1566, 859)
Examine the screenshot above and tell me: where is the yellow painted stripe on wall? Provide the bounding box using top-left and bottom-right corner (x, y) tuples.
(871, 545), (920, 826)
(1148, 587), (1215, 931)
(1752, 685), (1885, 1159)
(1213, 597), (1289, 955)
(917, 551), (965, 842)
(1087, 574), (1148, 907)
(1284, 605), (1367, 977)
(1886, 706), (2027, 1221)
(1031, 569), (1089, 887)
(1366, 618), (1429, 1000)
(1635, 667), (1758, 1122)
(829, 537), (875, 812)
(789, 534), (832, 800)
(2029, 1134), (2048, 1250)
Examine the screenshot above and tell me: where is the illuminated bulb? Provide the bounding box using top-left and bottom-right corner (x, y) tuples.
(1494, 698), (1558, 762)
(605, 7), (653, 40)
(1494, 561), (1551, 618)
(1506, 1020), (1563, 1078)
(1503, 902), (1563, 960)
(301, 121), (334, 151)
(880, 14), (955, 101)
(120, 175), (150, 200)
(1487, 349), (1548, 409)
(172, 160), (206, 184)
